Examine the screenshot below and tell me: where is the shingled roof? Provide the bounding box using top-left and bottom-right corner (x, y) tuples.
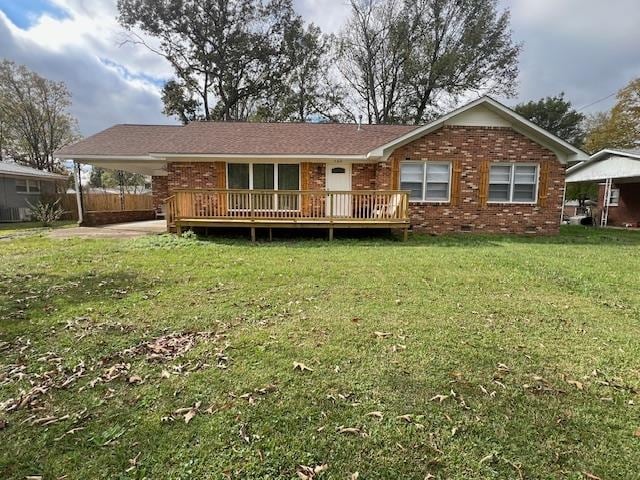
(56, 122), (419, 158)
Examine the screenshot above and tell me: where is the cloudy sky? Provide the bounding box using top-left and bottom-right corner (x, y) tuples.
(1, 0), (639, 136)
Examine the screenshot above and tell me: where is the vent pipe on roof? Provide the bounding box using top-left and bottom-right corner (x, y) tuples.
(357, 114), (363, 131)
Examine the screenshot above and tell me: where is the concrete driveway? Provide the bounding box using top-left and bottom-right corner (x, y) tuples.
(50, 220), (167, 239)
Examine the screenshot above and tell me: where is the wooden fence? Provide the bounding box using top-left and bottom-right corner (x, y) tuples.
(49, 193), (153, 220)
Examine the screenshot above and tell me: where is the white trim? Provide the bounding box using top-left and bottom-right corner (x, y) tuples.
(400, 160), (452, 203)
(487, 163), (539, 205)
(58, 154), (159, 161)
(153, 153), (369, 162)
(367, 96), (589, 164)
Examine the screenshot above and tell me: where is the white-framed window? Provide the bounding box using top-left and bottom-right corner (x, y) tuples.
(227, 163), (301, 211)
(400, 161), (451, 202)
(15, 179), (41, 194)
(488, 164), (538, 203)
(609, 188), (620, 206)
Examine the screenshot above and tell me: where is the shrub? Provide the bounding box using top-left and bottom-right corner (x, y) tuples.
(27, 199), (65, 226)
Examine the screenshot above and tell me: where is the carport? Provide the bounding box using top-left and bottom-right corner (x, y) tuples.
(566, 149), (640, 227)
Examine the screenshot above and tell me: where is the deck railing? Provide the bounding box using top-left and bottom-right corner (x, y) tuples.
(165, 189), (409, 225)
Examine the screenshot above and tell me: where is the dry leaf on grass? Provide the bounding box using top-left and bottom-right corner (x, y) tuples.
(634, 427), (640, 438)
(337, 425), (367, 437)
(365, 411), (383, 420)
(583, 473), (602, 480)
(128, 375), (143, 385)
(296, 464), (328, 479)
(293, 362), (313, 373)
(373, 331), (392, 339)
(430, 394), (449, 403)
(567, 380), (584, 390)
(350, 473), (359, 480)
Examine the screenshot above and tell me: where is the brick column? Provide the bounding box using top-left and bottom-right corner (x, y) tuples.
(151, 176), (169, 209)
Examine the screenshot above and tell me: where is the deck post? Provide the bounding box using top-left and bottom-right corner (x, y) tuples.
(403, 227), (409, 242)
(250, 227), (256, 242)
(176, 222), (182, 235)
(268, 228), (273, 242)
(329, 227), (334, 241)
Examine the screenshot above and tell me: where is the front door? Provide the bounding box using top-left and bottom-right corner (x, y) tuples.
(325, 163), (352, 217)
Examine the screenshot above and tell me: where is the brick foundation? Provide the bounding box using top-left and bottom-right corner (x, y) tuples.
(82, 210), (155, 226)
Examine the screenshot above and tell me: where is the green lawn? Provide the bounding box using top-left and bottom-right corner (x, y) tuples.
(0, 220), (75, 238)
(1, 227), (639, 479)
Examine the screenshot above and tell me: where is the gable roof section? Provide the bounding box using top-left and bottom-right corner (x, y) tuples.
(368, 96), (590, 164)
(0, 162), (68, 180)
(57, 122), (418, 159)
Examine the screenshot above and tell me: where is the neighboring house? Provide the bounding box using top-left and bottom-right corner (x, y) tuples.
(56, 96), (588, 238)
(0, 162), (68, 222)
(566, 149), (640, 228)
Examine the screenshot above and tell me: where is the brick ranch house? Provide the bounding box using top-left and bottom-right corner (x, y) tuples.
(567, 148), (640, 228)
(56, 97), (588, 239)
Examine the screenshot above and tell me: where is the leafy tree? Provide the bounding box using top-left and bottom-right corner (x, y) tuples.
(583, 78), (640, 153)
(101, 170), (148, 194)
(514, 93), (586, 147)
(336, 0), (521, 124)
(89, 167), (106, 189)
(0, 60), (79, 171)
(565, 182), (598, 206)
(254, 24), (345, 122)
(118, 0), (307, 122)
(161, 80), (199, 125)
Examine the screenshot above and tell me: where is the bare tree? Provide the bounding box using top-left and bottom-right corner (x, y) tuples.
(336, 0), (521, 124)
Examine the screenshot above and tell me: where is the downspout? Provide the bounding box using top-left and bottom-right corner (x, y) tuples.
(560, 182), (567, 224)
(73, 161), (84, 225)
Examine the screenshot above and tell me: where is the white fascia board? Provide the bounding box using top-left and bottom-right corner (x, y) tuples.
(566, 155), (640, 183)
(567, 149), (640, 175)
(151, 153), (371, 162)
(0, 172), (67, 181)
(366, 96), (590, 164)
(56, 154), (160, 161)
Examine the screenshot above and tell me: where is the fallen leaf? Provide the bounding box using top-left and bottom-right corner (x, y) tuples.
(583, 473), (602, 480)
(128, 375), (143, 385)
(373, 331), (392, 339)
(350, 473), (359, 480)
(337, 426), (362, 436)
(396, 414), (413, 423)
(293, 362), (313, 373)
(430, 394), (449, 403)
(365, 411), (383, 420)
(184, 409), (196, 424)
(567, 380), (584, 390)
(634, 427), (640, 438)
(160, 369), (171, 379)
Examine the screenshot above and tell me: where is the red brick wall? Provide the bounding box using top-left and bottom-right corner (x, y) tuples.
(598, 182), (640, 227)
(385, 125), (565, 234)
(308, 163), (326, 190)
(81, 209), (155, 226)
(151, 176), (168, 209)
(167, 162), (226, 194)
(352, 164), (376, 190)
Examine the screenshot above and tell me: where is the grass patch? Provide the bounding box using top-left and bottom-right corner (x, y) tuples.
(1, 226), (639, 479)
(0, 220), (75, 238)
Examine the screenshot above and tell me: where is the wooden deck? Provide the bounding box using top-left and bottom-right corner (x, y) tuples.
(165, 189), (410, 240)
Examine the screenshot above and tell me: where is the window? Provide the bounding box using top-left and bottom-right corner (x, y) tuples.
(488, 164), (538, 203)
(227, 163), (300, 210)
(609, 188), (620, 206)
(400, 161), (451, 202)
(15, 179), (40, 194)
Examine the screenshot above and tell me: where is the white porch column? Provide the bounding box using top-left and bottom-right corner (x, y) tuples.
(73, 161), (84, 225)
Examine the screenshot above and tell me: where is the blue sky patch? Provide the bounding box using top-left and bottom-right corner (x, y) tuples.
(0, 0), (70, 29)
